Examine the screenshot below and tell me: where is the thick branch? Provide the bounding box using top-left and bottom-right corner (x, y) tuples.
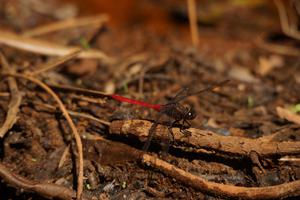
(110, 120), (300, 157)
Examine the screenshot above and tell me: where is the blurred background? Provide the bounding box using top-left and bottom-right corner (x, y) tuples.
(0, 0), (286, 36)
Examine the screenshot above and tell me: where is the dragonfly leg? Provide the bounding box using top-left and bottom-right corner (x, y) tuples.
(169, 119), (181, 141)
(160, 119), (177, 156)
(142, 113), (163, 151)
(183, 119), (191, 128)
(142, 122), (158, 151)
(160, 131), (171, 158)
(180, 120), (192, 136)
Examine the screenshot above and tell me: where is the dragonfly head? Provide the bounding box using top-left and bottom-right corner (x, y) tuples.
(185, 106), (197, 120)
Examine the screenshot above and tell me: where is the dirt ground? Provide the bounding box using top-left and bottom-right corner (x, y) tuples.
(0, 0), (300, 199)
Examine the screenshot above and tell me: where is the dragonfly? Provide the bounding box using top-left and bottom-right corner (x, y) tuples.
(49, 80), (229, 151)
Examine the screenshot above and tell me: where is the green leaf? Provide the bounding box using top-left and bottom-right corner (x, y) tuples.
(247, 96), (254, 108)
(79, 37), (90, 49)
(289, 104), (300, 113)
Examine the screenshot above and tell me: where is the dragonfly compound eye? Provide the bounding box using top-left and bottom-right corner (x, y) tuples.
(186, 110), (197, 120)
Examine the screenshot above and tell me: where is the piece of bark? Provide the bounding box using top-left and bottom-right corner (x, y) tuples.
(109, 120), (300, 157)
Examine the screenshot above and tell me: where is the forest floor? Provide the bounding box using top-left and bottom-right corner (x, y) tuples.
(0, 0), (300, 199)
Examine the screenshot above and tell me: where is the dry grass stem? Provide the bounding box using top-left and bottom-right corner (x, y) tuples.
(256, 37), (300, 56)
(58, 145), (71, 169)
(279, 156), (300, 162)
(274, 0), (300, 40)
(187, 0), (199, 46)
(0, 53), (23, 138)
(67, 110), (111, 126)
(33, 102), (110, 126)
(71, 94), (106, 105)
(0, 92), (10, 97)
(23, 14), (109, 37)
(49, 83), (110, 97)
(30, 49), (81, 76)
(0, 30), (113, 63)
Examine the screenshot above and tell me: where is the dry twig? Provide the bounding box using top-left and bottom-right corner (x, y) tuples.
(0, 53), (22, 138)
(142, 153), (300, 199)
(1, 72), (84, 200)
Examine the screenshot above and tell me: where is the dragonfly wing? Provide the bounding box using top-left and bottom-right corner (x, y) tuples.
(174, 80), (229, 102)
(175, 103), (188, 113)
(171, 87), (191, 103)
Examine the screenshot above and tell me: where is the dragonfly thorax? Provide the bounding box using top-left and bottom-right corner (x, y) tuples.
(162, 103), (197, 121)
(184, 106), (197, 120)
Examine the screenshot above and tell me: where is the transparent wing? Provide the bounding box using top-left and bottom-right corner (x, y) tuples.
(173, 80), (229, 103)
(170, 87), (191, 103)
(172, 87), (189, 100)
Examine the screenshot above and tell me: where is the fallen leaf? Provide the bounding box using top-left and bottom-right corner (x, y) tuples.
(206, 118), (219, 128)
(229, 66), (259, 83)
(66, 59), (98, 76)
(257, 55), (284, 76)
(276, 106), (300, 125)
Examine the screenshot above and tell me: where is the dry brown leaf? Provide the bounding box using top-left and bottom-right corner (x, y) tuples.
(276, 106), (300, 125)
(65, 59), (98, 76)
(257, 55), (284, 76)
(228, 66), (259, 83)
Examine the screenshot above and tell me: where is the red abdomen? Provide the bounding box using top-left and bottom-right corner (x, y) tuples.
(110, 94), (161, 111)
